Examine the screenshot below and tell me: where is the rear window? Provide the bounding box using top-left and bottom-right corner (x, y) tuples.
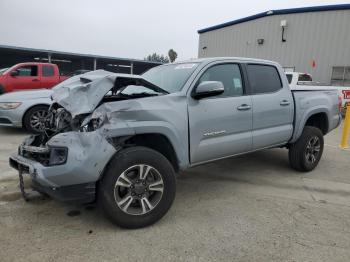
(42, 65), (55, 77)
(298, 74), (312, 82)
(247, 64), (282, 94)
(286, 74), (293, 84)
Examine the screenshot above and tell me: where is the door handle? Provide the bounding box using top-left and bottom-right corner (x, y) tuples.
(237, 104), (251, 111)
(32, 79), (39, 82)
(280, 100), (290, 106)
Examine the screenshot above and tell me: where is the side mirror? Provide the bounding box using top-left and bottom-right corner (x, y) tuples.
(192, 81), (224, 99)
(10, 70), (19, 77)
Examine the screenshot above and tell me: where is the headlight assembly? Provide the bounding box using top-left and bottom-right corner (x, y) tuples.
(0, 102), (22, 110)
(49, 147), (68, 165)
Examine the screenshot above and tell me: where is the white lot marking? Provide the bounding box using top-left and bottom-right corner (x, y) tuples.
(325, 143), (350, 151)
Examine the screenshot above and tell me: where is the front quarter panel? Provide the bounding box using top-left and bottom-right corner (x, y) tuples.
(94, 95), (190, 169)
(45, 131), (117, 186)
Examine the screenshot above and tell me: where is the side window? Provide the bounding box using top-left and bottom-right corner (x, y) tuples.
(247, 64), (282, 94)
(298, 74), (312, 82)
(197, 64), (243, 97)
(16, 66), (38, 77)
(42, 65), (55, 77)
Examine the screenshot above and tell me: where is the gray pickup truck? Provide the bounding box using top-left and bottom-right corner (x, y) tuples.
(9, 57), (341, 228)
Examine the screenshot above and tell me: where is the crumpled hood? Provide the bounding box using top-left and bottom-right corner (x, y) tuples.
(0, 89), (52, 102)
(52, 70), (163, 117)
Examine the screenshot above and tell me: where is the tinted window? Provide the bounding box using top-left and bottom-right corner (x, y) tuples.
(42, 65), (55, 77)
(16, 66), (38, 77)
(247, 64), (282, 94)
(197, 64), (243, 97)
(298, 74), (312, 82)
(286, 74), (293, 84)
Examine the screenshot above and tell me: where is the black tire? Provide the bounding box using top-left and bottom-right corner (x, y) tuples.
(0, 84), (5, 95)
(288, 126), (324, 172)
(23, 105), (49, 133)
(99, 146), (176, 228)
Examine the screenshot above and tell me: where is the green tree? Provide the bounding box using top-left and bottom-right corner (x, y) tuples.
(168, 49), (178, 63)
(144, 53), (169, 63)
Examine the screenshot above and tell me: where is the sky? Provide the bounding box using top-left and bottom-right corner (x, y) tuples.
(0, 0), (347, 61)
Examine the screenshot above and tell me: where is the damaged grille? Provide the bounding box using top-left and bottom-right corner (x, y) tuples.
(19, 145), (51, 166)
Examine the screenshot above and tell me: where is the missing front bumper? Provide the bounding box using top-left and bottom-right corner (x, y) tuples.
(10, 156), (96, 204)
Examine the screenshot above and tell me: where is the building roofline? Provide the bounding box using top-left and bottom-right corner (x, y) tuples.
(0, 44), (162, 65)
(198, 4), (350, 34)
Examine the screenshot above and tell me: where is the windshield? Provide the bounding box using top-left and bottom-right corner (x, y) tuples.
(0, 68), (8, 75)
(141, 63), (199, 93)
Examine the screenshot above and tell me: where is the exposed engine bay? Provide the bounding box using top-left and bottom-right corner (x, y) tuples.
(18, 70), (168, 165)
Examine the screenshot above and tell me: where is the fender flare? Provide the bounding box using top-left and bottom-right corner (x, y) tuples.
(291, 106), (330, 143)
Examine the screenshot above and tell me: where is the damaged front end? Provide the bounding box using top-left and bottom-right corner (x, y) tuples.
(9, 70), (165, 203)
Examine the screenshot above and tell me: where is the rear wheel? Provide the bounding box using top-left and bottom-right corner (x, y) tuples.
(0, 84), (5, 95)
(99, 146), (176, 228)
(23, 105), (49, 133)
(288, 126), (324, 172)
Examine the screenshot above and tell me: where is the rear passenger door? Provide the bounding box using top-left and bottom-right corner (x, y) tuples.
(246, 64), (294, 149)
(41, 65), (57, 88)
(188, 63), (253, 164)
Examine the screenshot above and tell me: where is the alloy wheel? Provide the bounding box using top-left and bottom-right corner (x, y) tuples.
(114, 164), (164, 215)
(29, 109), (48, 132)
(305, 136), (321, 164)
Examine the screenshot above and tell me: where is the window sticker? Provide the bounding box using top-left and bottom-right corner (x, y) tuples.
(233, 78), (242, 88)
(175, 63), (198, 70)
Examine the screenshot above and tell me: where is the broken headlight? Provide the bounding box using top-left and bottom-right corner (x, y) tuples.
(49, 147), (68, 165)
(81, 112), (106, 132)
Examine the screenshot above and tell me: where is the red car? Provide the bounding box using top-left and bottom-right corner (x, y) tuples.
(0, 62), (69, 94)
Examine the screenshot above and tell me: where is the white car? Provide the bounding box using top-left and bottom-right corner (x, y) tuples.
(286, 72), (350, 116)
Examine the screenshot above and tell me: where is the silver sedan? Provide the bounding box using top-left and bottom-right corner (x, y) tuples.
(0, 89), (52, 133)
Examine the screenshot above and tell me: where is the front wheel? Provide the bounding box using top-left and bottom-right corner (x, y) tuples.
(23, 105), (49, 133)
(99, 146), (176, 228)
(288, 126), (324, 172)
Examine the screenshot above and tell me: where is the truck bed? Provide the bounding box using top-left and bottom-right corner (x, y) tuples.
(290, 89), (341, 143)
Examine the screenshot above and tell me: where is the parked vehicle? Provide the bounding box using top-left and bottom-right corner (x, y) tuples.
(0, 89), (52, 133)
(0, 68), (90, 133)
(286, 72), (350, 116)
(0, 62), (69, 94)
(9, 58), (341, 228)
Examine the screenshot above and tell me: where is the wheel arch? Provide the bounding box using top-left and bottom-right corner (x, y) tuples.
(291, 108), (330, 143)
(304, 112), (329, 135)
(110, 133), (180, 173)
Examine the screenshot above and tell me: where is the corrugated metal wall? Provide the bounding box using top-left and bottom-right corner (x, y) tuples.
(198, 10), (350, 84)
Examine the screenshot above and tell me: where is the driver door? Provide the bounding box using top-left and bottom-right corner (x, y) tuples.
(188, 63), (253, 164)
(9, 65), (41, 91)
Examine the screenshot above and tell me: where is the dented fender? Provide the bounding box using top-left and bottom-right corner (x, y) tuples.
(44, 131), (117, 186)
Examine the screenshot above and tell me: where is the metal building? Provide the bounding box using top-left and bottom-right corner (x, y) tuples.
(198, 4), (350, 86)
(0, 45), (161, 75)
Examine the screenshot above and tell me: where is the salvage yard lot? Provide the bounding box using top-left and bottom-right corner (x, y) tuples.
(1, 126), (350, 262)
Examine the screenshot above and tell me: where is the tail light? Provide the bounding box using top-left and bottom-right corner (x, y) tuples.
(338, 95), (343, 112)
